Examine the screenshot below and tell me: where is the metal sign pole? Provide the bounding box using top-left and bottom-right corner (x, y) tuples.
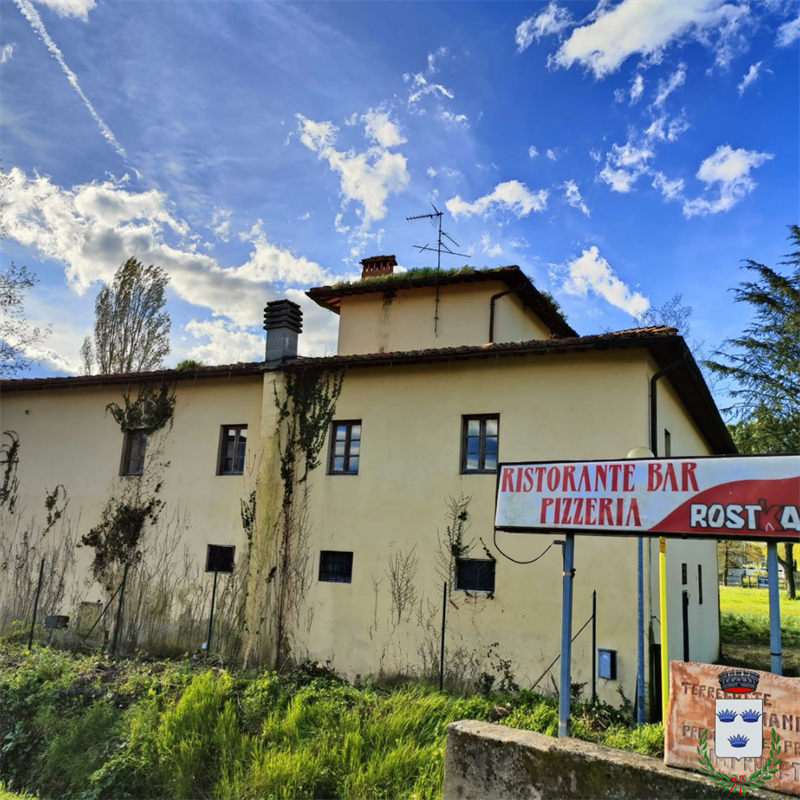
(558, 533), (575, 738)
(766, 542), (782, 675)
(206, 570), (219, 656)
(28, 558), (45, 649)
(659, 537), (669, 720)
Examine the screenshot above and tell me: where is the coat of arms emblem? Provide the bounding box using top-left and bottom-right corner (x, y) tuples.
(714, 669), (763, 761)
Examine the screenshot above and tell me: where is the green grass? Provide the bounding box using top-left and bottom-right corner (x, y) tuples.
(330, 265), (479, 290)
(0, 644), (661, 800)
(719, 585), (800, 675)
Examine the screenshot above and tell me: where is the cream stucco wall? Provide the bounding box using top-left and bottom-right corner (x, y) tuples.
(644, 359), (720, 671)
(0, 377), (263, 610)
(336, 280), (551, 355)
(293, 350), (659, 704)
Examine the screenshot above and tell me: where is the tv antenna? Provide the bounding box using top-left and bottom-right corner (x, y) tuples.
(406, 203), (468, 270)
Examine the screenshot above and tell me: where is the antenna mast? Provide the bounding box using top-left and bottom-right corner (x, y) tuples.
(406, 203), (467, 270)
(406, 204), (468, 336)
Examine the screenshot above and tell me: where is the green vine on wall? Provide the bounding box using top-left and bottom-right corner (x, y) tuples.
(106, 383), (176, 433)
(0, 431), (20, 514)
(271, 368), (344, 667)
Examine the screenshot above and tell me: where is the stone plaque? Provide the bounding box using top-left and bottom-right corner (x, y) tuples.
(665, 660), (800, 796)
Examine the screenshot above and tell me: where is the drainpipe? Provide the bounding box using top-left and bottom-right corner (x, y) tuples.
(648, 354), (686, 722)
(488, 288), (522, 343)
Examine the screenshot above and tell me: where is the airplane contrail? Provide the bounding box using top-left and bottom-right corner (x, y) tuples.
(14, 0), (128, 161)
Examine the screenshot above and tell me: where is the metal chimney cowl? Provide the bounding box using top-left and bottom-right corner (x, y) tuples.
(263, 299), (303, 363)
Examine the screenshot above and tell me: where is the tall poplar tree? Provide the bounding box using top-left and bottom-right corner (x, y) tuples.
(82, 257), (171, 375)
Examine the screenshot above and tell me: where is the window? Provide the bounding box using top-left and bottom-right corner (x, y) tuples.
(319, 550), (353, 583)
(218, 425), (247, 475)
(455, 558), (495, 593)
(121, 430), (147, 476)
(697, 564), (703, 605)
(664, 429), (672, 457)
(206, 545), (235, 574)
(328, 421), (361, 475)
(681, 562), (687, 585)
(461, 415), (499, 474)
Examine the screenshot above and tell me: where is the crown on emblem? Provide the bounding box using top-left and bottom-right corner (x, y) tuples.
(718, 669), (760, 694)
(729, 734), (749, 748)
(716, 709), (737, 723)
(741, 709), (762, 723)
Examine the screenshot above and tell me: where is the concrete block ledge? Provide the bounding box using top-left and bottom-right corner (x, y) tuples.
(443, 720), (788, 800)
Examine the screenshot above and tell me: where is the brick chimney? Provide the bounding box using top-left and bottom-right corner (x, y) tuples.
(263, 299), (303, 363)
(360, 255), (397, 279)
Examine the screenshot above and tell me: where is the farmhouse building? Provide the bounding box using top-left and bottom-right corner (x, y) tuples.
(0, 257), (733, 715)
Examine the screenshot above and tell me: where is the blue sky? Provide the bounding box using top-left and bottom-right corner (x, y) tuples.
(1, 0), (798, 377)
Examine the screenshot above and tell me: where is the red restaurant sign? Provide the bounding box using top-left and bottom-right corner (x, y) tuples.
(494, 455), (800, 540)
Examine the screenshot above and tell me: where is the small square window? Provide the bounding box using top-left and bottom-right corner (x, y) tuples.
(206, 544), (235, 574)
(455, 558), (495, 593)
(461, 415), (499, 474)
(120, 430), (147, 476)
(681, 562), (687, 585)
(218, 425), (248, 475)
(328, 421), (361, 475)
(319, 550), (353, 583)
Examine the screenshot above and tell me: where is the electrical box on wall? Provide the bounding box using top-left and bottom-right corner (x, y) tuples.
(598, 648), (617, 680)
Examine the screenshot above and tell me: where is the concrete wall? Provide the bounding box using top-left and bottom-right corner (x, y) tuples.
(442, 720), (784, 800)
(336, 280), (551, 355)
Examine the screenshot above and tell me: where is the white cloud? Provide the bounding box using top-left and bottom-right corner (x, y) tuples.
(210, 206), (232, 242)
(516, 3), (574, 52)
(446, 180), (548, 220)
(630, 73), (644, 103)
(0, 43), (15, 63)
(184, 319), (264, 365)
(545, 148), (558, 161)
(0, 167), (334, 334)
(295, 112), (410, 239)
(776, 15), (800, 46)
(427, 46), (448, 73)
(652, 171), (685, 201)
(439, 109), (469, 127)
(737, 61), (762, 95)
(589, 149), (602, 163)
(563, 180), (590, 216)
(480, 234), (503, 258)
(14, 0), (127, 161)
(528, 146), (539, 159)
(403, 71), (455, 112)
(552, 0), (749, 78)
(682, 144), (773, 218)
(598, 140), (654, 192)
(362, 107), (406, 148)
(651, 63), (686, 108)
(556, 245), (649, 315)
(298, 212), (311, 221)
(645, 112), (689, 142)
(427, 166), (461, 179)
(33, 0), (96, 20)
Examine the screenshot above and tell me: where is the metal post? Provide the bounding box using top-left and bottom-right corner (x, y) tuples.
(439, 581), (447, 691)
(206, 571), (219, 656)
(636, 537), (645, 724)
(767, 543), (782, 675)
(110, 562), (129, 656)
(591, 589), (597, 704)
(558, 533), (575, 738)
(659, 537), (669, 721)
(28, 558), (45, 649)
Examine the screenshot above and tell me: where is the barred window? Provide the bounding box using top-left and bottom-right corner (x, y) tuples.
(455, 558), (495, 593)
(319, 551), (353, 583)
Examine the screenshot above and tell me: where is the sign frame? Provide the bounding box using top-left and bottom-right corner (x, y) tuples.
(494, 452), (800, 543)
